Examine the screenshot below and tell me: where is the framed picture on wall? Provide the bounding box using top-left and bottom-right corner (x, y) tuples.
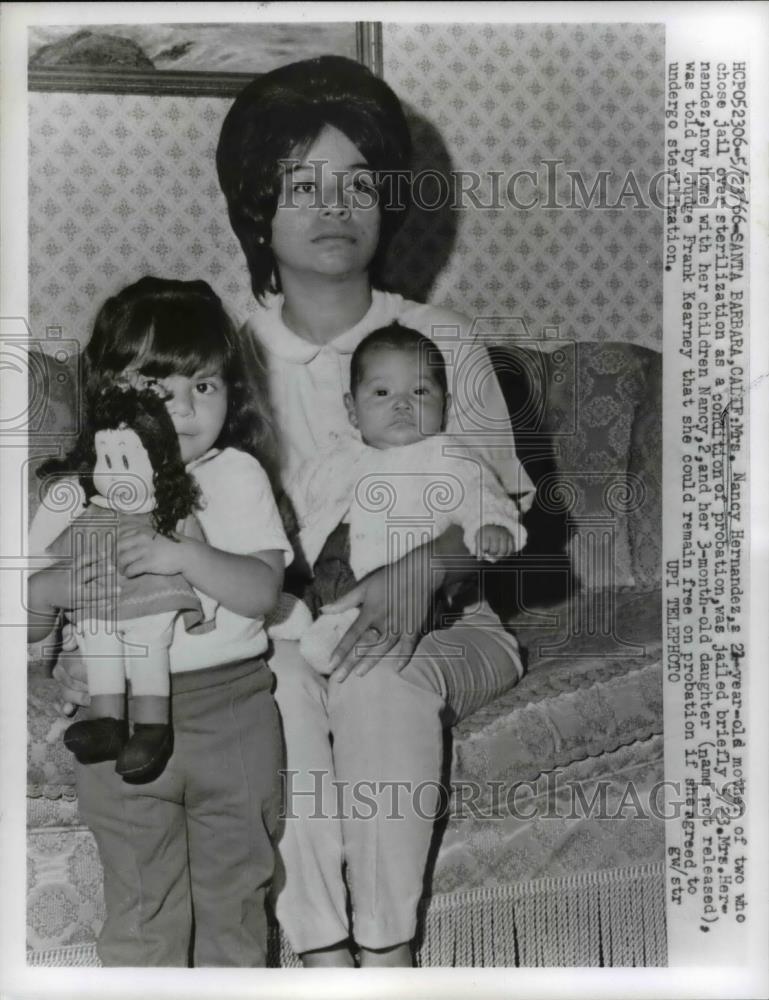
(27, 21), (382, 95)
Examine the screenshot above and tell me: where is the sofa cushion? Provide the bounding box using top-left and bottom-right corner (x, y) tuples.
(549, 343), (647, 589)
(453, 660), (661, 789)
(27, 656), (78, 799)
(493, 342), (661, 591)
(626, 347), (662, 589)
(27, 823), (105, 955)
(452, 588), (662, 788)
(431, 733), (665, 895)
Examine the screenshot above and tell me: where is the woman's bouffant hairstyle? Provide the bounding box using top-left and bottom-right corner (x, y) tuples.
(78, 276), (278, 484)
(41, 385), (201, 537)
(216, 55), (412, 301)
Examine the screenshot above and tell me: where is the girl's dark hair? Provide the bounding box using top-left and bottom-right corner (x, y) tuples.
(81, 276), (278, 483)
(216, 55), (412, 301)
(349, 323), (448, 398)
(41, 385), (200, 537)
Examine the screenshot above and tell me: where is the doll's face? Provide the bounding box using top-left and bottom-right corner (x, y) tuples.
(93, 427), (155, 514)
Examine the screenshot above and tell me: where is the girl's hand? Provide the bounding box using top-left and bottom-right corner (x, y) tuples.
(323, 543), (440, 683)
(117, 525), (187, 578)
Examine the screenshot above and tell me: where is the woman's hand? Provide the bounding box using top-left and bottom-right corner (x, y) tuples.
(52, 632), (90, 718)
(117, 525), (187, 578)
(323, 541), (442, 683)
(27, 545), (120, 644)
(61, 545), (121, 614)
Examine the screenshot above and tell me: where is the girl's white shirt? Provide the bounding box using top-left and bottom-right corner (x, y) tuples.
(244, 290), (535, 513)
(28, 447), (293, 673)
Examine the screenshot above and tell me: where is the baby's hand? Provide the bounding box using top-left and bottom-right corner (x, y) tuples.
(475, 524), (516, 562)
(117, 524), (187, 578)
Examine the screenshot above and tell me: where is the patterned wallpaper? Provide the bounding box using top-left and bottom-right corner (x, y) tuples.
(381, 22), (664, 345)
(29, 92), (252, 346)
(28, 22), (663, 351)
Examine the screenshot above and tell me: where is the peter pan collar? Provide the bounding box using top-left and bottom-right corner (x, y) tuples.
(251, 291), (399, 362)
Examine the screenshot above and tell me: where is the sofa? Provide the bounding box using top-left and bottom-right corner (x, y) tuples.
(26, 337), (664, 967)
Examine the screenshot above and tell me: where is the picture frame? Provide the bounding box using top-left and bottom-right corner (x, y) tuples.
(27, 20), (383, 95)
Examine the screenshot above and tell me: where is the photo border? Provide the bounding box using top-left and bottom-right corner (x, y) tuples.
(3, 3), (768, 999)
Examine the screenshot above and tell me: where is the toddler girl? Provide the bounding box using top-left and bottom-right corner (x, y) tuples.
(27, 276), (292, 967)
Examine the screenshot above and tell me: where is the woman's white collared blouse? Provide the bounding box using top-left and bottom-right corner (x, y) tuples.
(243, 290), (535, 513)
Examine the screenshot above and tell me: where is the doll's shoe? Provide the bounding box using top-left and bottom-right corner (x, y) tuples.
(63, 717), (128, 764)
(115, 724), (173, 784)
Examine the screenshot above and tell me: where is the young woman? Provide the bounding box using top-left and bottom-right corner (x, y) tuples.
(217, 56), (534, 967)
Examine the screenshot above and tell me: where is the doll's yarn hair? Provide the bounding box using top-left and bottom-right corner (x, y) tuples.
(40, 385), (201, 537)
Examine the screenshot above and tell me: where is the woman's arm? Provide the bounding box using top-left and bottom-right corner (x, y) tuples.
(27, 548), (119, 644)
(27, 569), (65, 644)
(322, 522), (473, 682)
(116, 527), (284, 620)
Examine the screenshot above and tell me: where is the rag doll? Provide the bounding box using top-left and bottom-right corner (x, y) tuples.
(44, 385), (213, 783)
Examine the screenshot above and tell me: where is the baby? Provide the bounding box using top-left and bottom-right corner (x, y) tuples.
(272, 322), (527, 673)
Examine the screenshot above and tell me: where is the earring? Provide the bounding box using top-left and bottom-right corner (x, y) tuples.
(256, 235), (266, 246)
